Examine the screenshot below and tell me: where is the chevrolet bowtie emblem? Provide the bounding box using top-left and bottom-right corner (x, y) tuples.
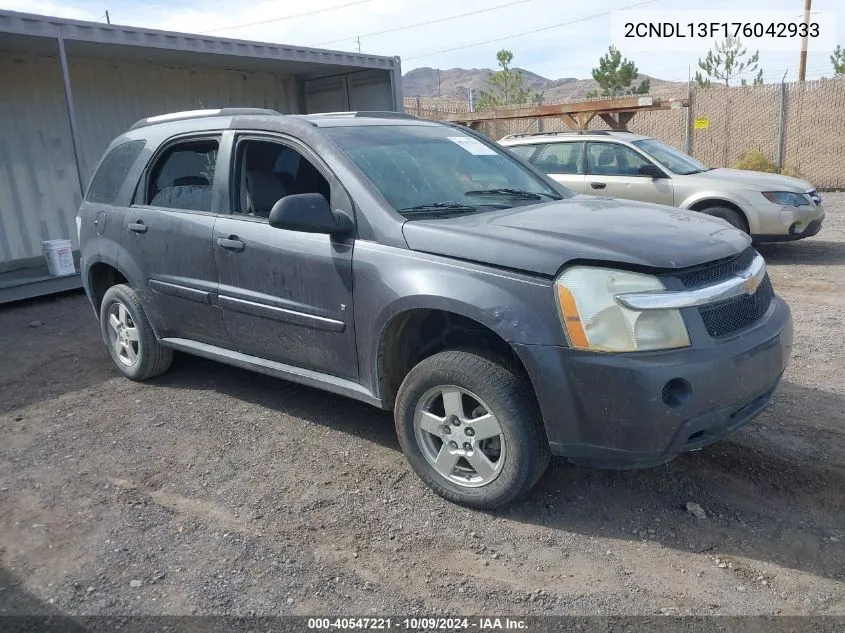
(741, 272), (760, 295)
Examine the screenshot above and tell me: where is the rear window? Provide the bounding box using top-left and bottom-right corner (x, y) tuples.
(86, 140), (145, 204)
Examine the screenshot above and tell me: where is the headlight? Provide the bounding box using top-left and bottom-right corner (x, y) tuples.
(762, 191), (809, 207)
(555, 267), (690, 352)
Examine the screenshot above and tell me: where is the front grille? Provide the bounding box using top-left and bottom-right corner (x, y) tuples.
(698, 275), (774, 338)
(676, 247), (756, 288)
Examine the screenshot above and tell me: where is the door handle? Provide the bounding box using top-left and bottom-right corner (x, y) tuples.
(217, 236), (245, 252)
(128, 221), (148, 234)
(590, 182), (607, 190)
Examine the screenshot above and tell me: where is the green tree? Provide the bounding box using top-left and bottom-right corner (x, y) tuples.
(832, 45), (845, 77)
(586, 46), (650, 98)
(741, 68), (764, 86)
(695, 36), (761, 88)
(476, 50), (532, 109)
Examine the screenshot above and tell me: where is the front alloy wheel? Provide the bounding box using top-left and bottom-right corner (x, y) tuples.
(414, 386), (506, 488)
(395, 349), (550, 509)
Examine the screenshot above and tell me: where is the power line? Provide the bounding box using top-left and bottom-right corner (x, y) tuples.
(404, 0), (660, 61)
(201, 0), (375, 34)
(312, 0), (532, 47)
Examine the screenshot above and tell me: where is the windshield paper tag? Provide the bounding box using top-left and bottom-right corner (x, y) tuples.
(448, 136), (497, 155)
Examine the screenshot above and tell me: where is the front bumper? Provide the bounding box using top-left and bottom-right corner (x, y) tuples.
(752, 216), (824, 242)
(751, 201), (824, 241)
(514, 296), (793, 469)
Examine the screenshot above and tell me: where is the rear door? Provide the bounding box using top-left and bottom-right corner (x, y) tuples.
(527, 142), (586, 193)
(212, 133), (358, 379)
(585, 141), (673, 205)
(120, 135), (229, 346)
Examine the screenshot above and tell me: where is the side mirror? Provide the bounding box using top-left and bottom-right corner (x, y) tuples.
(639, 164), (665, 179)
(268, 193), (353, 235)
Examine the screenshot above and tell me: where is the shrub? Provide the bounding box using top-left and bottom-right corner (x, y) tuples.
(733, 150), (803, 179)
(734, 150), (776, 172)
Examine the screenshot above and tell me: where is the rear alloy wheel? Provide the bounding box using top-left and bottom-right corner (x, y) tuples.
(395, 350), (550, 509)
(99, 283), (172, 381)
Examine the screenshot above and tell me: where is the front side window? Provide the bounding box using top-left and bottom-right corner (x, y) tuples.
(233, 139), (330, 218)
(323, 124), (566, 216)
(586, 142), (651, 177)
(532, 142), (585, 175)
(632, 138), (710, 175)
(146, 139), (218, 212)
(86, 140), (145, 204)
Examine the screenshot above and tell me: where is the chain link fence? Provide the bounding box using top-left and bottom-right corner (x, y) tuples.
(404, 78), (845, 190)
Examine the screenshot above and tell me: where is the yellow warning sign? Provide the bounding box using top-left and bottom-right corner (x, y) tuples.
(694, 117), (710, 130)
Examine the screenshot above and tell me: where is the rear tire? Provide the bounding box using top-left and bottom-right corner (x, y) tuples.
(99, 283), (172, 381)
(700, 206), (749, 233)
(394, 350), (550, 509)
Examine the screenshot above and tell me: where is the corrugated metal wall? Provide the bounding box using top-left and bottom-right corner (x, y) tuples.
(0, 51), (298, 268)
(68, 57), (298, 183)
(0, 53), (79, 267)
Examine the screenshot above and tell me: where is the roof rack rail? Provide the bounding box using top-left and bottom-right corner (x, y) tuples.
(500, 130), (617, 140)
(305, 111), (418, 119)
(129, 108), (281, 130)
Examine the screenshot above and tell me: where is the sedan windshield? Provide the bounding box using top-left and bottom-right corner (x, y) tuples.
(323, 124), (566, 216)
(632, 138), (710, 175)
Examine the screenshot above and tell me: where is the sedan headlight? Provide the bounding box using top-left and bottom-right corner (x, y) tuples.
(762, 191), (809, 207)
(555, 267), (690, 352)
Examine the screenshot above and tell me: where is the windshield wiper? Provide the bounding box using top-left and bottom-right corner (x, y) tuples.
(399, 201), (478, 215)
(464, 188), (560, 200)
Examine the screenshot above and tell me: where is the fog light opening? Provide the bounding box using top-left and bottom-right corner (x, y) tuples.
(789, 221), (803, 235)
(662, 378), (692, 409)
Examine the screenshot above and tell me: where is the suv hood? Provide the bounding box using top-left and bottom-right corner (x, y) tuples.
(692, 168), (812, 192)
(402, 196), (750, 277)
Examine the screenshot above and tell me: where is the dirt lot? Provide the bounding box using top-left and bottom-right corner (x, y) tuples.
(1, 195), (844, 617)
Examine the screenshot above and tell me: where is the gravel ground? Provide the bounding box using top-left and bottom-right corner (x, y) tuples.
(1, 194), (844, 617)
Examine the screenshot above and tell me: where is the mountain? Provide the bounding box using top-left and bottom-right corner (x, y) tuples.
(402, 67), (685, 102)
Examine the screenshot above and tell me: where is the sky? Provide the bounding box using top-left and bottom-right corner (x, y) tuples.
(1, 0), (842, 84)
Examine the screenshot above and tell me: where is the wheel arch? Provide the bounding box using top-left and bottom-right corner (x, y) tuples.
(680, 194), (755, 233)
(375, 303), (537, 413)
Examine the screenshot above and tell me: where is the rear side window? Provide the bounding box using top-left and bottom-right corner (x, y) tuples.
(146, 139), (218, 212)
(533, 142), (585, 175)
(507, 145), (537, 160)
(86, 140), (145, 204)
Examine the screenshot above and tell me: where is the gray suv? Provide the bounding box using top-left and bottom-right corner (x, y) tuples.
(79, 109), (793, 508)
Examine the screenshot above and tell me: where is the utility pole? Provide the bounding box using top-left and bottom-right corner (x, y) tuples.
(105, 9), (110, 24)
(355, 36), (361, 53)
(798, 0), (811, 81)
(437, 68), (441, 98)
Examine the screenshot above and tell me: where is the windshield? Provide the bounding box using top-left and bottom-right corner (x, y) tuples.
(323, 124), (567, 216)
(632, 138), (710, 175)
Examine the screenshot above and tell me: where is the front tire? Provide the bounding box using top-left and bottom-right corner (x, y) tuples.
(394, 350), (550, 509)
(701, 206), (749, 233)
(99, 284), (172, 381)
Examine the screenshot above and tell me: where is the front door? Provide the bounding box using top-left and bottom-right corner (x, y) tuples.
(120, 135), (229, 347)
(213, 135), (358, 379)
(585, 141), (674, 206)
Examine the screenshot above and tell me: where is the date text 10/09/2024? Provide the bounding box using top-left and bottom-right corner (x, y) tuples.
(624, 22), (820, 39)
(307, 618), (527, 630)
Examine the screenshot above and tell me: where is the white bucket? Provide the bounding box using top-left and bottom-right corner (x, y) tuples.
(42, 239), (76, 276)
